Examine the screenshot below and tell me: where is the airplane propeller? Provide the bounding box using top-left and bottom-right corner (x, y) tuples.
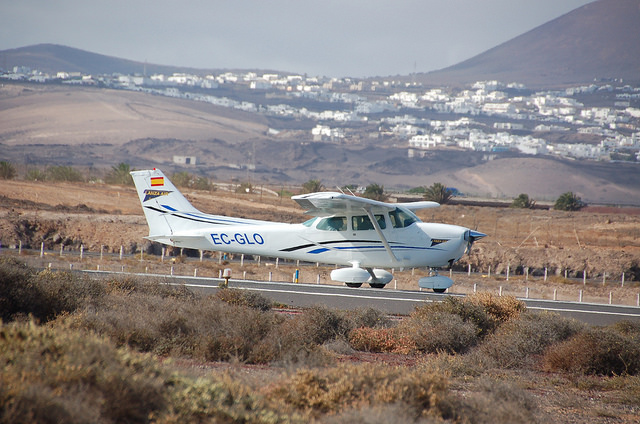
(464, 229), (487, 254)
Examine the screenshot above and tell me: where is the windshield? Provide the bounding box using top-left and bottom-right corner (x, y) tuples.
(302, 217), (318, 227)
(388, 207), (419, 228)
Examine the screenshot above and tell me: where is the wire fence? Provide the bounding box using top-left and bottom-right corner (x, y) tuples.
(1, 241), (639, 307)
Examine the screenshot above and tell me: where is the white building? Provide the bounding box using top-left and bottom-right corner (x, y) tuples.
(409, 134), (446, 149)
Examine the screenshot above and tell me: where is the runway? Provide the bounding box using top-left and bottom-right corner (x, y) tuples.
(82, 270), (640, 326)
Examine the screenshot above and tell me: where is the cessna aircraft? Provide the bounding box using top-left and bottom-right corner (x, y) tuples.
(131, 169), (486, 292)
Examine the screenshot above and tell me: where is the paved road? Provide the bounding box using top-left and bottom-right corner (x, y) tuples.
(82, 271), (640, 326)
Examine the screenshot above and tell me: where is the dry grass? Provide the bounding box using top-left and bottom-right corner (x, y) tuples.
(3, 257), (640, 422)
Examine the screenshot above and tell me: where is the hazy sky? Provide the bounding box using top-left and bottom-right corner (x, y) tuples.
(1, 0), (594, 78)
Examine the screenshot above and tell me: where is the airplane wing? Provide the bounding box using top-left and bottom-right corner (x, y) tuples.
(396, 201), (440, 211)
(292, 192), (439, 216)
(292, 192), (394, 216)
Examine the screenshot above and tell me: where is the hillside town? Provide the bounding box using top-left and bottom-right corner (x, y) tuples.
(3, 66), (640, 163)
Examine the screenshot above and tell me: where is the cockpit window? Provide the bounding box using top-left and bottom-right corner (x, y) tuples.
(316, 216), (347, 231)
(352, 214), (386, 231)
(388, 207), (418, 228)
(302, 217), (318, 227)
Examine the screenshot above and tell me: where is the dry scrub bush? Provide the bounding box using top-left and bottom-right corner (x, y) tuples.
(348, 295), (525, 355)
(461, 376), (537, 424)
(161, 373), (297, 424)
(0, 257), (104, 323)
(252, 307), (352, 366)
(76, 291), (279, 363)
(0, 320), (297, 424)
(215, 287), (272, 311)
(400, 311), (479, 354)
(543, 324), (640, 376)
(0, 321), (165, 424)
(463, 292), (525, 323)
(347, 307), (392, 329)
(477, 311), (584, 369)
(105, 276), (196, 301)
(348, 327), (415, 354)
(267, 363), (453, 420)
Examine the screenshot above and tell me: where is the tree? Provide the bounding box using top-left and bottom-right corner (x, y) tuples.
(171, 172), (191, 188)
(0, 161), (16, 180)
(105, 163), (133, 185)
(554, 192), (585, 211)
(235, 182), (253, 194)
(191, 176), (213, 191)
(46, 166), (83, 182)
(510, 193), (536, 209)
(25, 169), (46, 181)
(423, 182), (453, 204)
(302, 179), (324, 194)
(408, 186), (426, 194)
(362, 183), (387, 201)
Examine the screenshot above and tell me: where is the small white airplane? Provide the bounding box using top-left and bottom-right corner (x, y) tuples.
(130, 169), (486, 292)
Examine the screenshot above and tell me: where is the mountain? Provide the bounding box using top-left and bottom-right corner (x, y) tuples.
(417, 0), (640, 88)
(0, 44), (247, 76)
(2, 1), (638, 87)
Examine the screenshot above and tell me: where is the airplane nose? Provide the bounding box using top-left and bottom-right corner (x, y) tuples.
(465, 230), (487, 243)
(463, 229), (487, 255)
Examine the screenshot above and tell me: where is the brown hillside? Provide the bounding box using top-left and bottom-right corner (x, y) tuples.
(0, 84), (268, 146)
(419, 0), (640, 87)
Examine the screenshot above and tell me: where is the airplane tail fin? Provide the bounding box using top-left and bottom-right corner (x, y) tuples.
(130, 169), (202, 239)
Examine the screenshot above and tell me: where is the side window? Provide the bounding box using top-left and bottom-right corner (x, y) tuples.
(317, 216), (347, 231)
(389, 208), (417, 228)
(352, 215), (387, 231)
(351, 215), (387, 231)
(352, 215), (373, 231)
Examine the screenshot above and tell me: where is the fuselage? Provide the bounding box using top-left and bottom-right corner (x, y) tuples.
(165, 209), (470, 269)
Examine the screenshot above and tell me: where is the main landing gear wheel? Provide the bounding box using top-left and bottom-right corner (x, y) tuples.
(345, 282), (363, 288)
(368, 283), (385, 289)
(432, 288), (447, 293)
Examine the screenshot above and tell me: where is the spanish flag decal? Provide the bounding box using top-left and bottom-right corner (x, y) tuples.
(150, 177), (164, 187)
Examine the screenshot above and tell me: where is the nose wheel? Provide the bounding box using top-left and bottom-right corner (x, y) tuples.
(418, 268), (453, 293)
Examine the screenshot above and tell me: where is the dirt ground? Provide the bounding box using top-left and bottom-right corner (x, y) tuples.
(1, 179), (640, 305)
